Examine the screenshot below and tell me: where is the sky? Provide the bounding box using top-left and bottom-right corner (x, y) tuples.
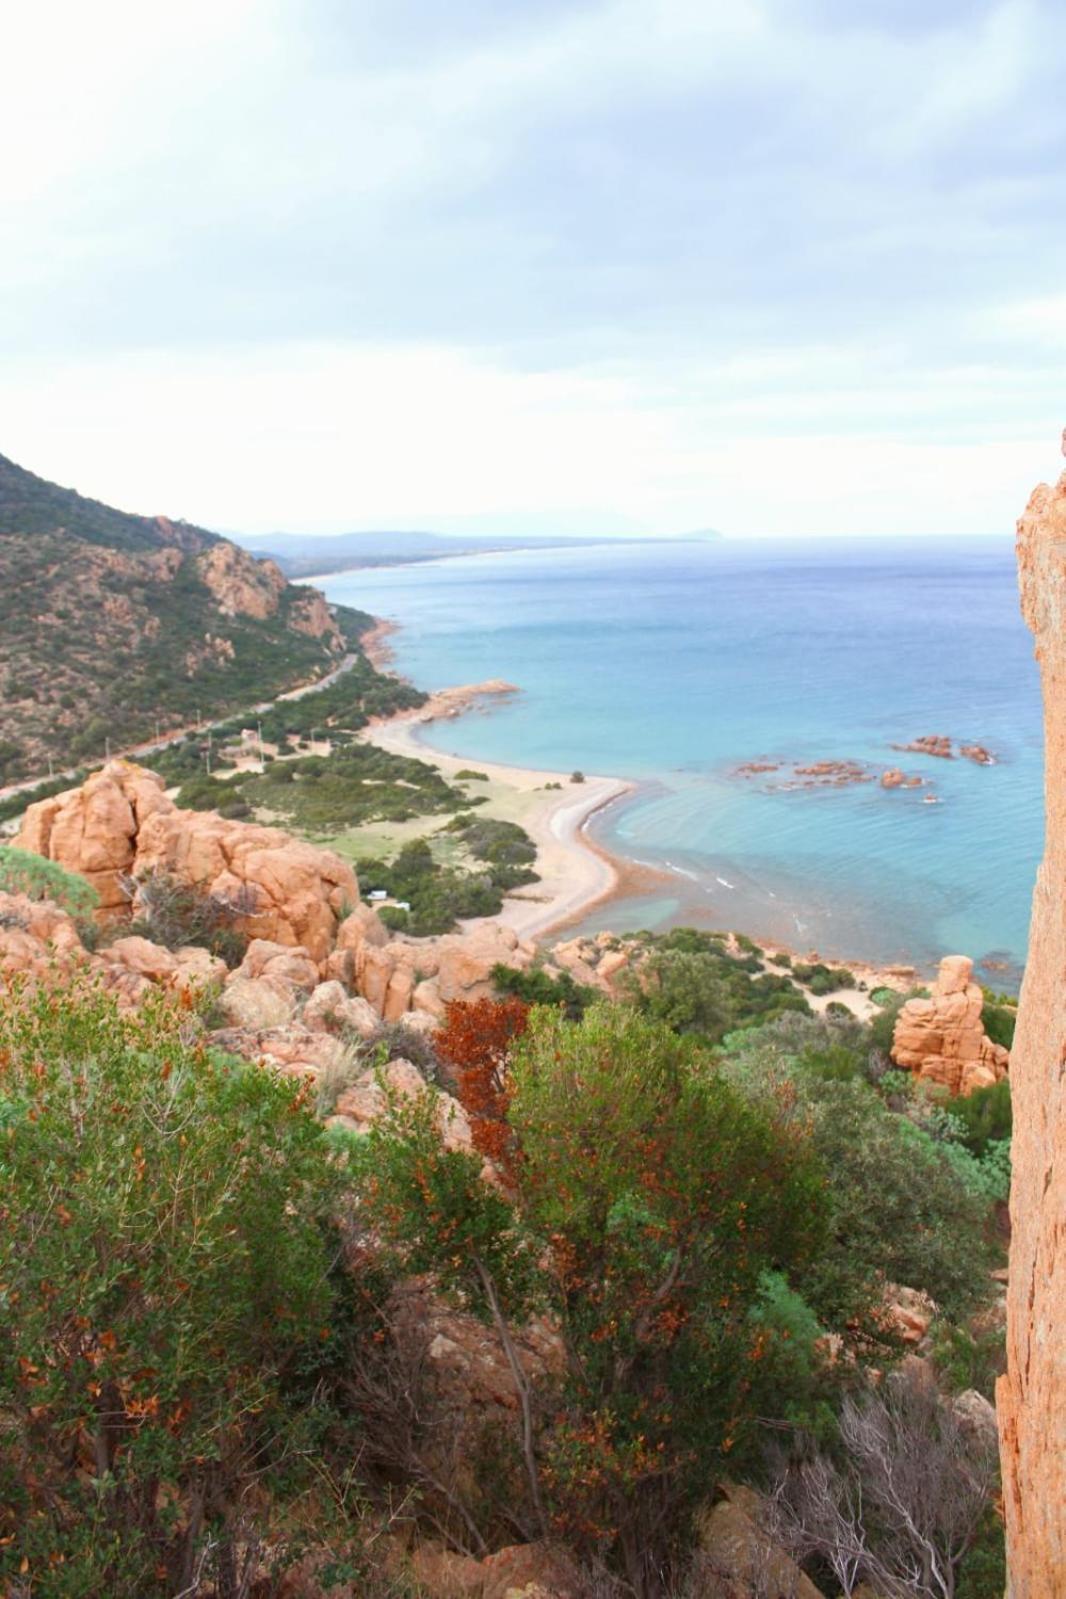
(1, 0), (1064, 539)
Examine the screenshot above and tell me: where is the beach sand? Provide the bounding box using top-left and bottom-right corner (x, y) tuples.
(359, 685), (650, 940)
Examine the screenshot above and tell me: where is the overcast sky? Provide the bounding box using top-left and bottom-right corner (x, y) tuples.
(1, 0), (1063, 537)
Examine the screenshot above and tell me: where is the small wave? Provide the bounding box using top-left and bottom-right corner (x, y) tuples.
(664, 859), (701, 882)
(715, 875), (736, 890)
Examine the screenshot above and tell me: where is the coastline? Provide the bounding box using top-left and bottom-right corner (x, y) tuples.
(350, 618), (956, 994)
(361, 689), (644, 940)
(361, 704), (927, 1009)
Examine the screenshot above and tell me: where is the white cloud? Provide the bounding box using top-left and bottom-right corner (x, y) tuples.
(0, 0), (1061, 536)
(0, 340), (1054, 538)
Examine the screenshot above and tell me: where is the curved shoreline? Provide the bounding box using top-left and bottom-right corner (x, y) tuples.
(350, 618), (967, 991)
(360, 691), (642, 941)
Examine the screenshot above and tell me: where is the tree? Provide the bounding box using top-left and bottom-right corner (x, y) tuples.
(0, 980), (338, 1596)
(354, 1003), (827, 1595)
(508, 1004), (826, 1592)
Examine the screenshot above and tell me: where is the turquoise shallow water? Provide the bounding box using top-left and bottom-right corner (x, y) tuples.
(318, 539), (1042, 986)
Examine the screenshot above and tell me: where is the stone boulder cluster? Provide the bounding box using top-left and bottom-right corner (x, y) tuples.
(7, 761), (538, 1042)
(891, 954), (1009, 1096)
(4, 762), (637, 1096)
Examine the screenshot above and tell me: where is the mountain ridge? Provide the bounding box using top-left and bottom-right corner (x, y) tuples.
(0, 453), (370, 784)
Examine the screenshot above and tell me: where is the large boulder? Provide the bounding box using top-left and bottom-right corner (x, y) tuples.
(303, 980), (379, 1038)
(16, 761), (367, 962)
(329, 1058), (472, 1153)
(0, 892), (90, 982)
(16, 761), (171, 908)
(891, 955), (1009, 1095)
(694, 1484), (825, 1599)
(218, 976), (299, 1031)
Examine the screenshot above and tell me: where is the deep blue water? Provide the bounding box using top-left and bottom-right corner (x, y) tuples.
(318, 540), (1042, 984)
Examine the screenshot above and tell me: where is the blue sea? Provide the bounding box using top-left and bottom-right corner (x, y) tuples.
(318, 540), (1042, 987)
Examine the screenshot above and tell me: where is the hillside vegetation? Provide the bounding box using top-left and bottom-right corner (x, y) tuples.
(0, 972), (1007, 1597)
(0, 452), (374, 783)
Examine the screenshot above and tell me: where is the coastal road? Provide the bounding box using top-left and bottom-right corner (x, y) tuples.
(0, 653), (361, 807)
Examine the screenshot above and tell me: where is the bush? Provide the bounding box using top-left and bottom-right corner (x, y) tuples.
(353, 1003), (826, 1594)
(0, 845), (99, 920)
(0, 982), (338, 1595)
(720, 1020), (995, 1339)
(980, 998), (1016, 1052)
(792, 961), (856, 995)
(950, 1078), (1012, 1156)
(637, 945), (811, 1043)
(120, 870), (255, 966)
(931, 1320), (1007, 1402)
(491, 960), (595, 1020)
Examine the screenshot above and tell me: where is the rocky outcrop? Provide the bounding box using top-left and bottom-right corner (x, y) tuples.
(408, 1540), (582, 1599)
(998, 447), (1066, 1596)
(13, 763), (541, 1032)
(196, 541), (287, 620)
(891, 955), (1009, 1096)
(329, 1057), (474, 1153)
(16, 761), (361, 961)
(17, 760), (172, 909)
(0, 892), (90, 983)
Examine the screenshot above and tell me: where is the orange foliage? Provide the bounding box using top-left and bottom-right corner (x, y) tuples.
(434, 996), (529, 1170)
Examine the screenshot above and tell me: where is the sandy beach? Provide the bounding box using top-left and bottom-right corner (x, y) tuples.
(360, 701), (924, 1009)
(360, 685), (640, 940)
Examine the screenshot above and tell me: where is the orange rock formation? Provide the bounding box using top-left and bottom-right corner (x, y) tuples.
(997, 446), (1066, 1595)
(891, 954), (1009, 1096)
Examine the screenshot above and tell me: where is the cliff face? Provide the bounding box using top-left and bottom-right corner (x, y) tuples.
(998, 451), (1066, 1596)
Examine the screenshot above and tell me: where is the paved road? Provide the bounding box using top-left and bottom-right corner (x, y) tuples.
(0, 652), (361, 806)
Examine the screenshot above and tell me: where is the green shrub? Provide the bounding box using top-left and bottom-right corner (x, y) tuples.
(956, 1508), (1007, 1599)
(378, 904), (410, 931)
(950, 1078), (1012, 1155)
(980, 998), (1017, 1052)
(491, 960), (595, 1020)
(931, 1320), (1007, 1402)
(792, 961), (856, 995)
(353, 1003), (825, 1592)
(0, 983), (337, 1594)
(637, 945), (810, 1044)
(0, 845), (99, 920)
(455, 769), (489, 781)
(720, 1020), (995, 1339)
